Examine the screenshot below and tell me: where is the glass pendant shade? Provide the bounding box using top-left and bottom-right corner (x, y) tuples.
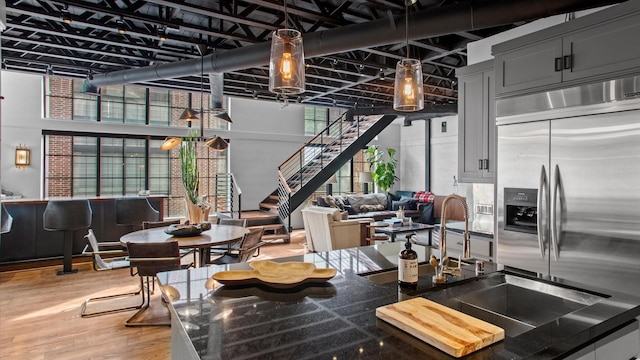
(394, 58), (424, 111)
(269, 29), (305, 95)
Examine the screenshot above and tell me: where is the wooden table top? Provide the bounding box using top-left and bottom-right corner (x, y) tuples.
(120, 225), (249, 249)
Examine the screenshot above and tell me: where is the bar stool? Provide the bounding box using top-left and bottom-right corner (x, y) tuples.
(115, 197), (160, 233)
(43, 199), (92, 275)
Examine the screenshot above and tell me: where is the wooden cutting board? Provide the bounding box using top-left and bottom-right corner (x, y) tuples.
(376, 297), (504, 358)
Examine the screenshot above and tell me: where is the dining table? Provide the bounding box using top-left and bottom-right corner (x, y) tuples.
(120, 224), (250, 267)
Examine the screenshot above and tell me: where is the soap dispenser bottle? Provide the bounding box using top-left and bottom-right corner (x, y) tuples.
(398, 237), (418, 288)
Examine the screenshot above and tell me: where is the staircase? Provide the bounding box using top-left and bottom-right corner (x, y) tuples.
(259, 113), (397, 234)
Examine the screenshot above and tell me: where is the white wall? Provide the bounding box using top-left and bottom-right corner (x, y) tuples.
(399, 119), (426, 192)
(1, 72), (44, 199)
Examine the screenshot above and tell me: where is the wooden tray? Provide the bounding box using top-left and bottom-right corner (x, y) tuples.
(212, 261), (337, 289)
(376, 297), (504, 358)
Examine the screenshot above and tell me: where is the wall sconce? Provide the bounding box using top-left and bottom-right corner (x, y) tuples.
(15, 145), (31, 169)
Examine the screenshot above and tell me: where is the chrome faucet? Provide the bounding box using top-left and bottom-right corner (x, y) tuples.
(433, 194), (470, 283)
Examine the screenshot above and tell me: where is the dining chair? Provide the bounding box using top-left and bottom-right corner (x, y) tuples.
(209, 218), (249, 259)
(80, 229), (142, 317)
(209, 227), (265, 265)
(142, 219), (196, 268)
(125, 241), (182, 327)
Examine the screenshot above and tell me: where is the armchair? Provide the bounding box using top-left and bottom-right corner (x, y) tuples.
(301, 206), (373, 252)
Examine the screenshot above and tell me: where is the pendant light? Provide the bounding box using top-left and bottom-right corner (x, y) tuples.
(269, 0), (305, 95)
(393, 0), (423, 112)
(164, 46), (228, 152)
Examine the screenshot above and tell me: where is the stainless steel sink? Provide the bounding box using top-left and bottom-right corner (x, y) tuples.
(363, 265), (609, 338)
(450, 274), (605, 337)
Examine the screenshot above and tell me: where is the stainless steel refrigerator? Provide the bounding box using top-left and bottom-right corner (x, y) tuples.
(496, 76), (640, 296)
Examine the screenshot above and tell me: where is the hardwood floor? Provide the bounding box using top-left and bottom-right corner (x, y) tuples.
(0, 230), (308, 360)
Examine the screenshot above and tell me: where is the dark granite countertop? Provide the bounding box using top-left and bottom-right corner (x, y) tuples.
(157, 242), (640, 360)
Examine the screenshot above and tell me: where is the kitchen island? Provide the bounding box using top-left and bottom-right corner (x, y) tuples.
(157, 242), (640, 359)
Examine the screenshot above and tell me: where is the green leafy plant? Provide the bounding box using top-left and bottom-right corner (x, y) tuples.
(364, 146), (398, 192)
(179, 130), (200, 204)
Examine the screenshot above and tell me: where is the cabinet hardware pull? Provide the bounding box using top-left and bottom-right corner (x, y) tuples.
(563, 55), (572, 70)
(554, 57), (563, 72)
(478, 159), (483, 170)
(483, 159), (489, 170)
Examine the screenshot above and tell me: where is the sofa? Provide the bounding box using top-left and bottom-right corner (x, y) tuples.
(301, 206), (373, 252)
(313, 191), (466, 224)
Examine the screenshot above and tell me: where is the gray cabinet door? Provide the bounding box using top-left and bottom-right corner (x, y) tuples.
(458, 71), (485, 182)
(484, 69), (496, 181)
(495, 38), (563, 96)
(563, 14), (640, 83)
(457, 67), (495, 183)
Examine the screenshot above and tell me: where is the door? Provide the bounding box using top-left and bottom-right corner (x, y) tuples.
(563, 14), (640, 83)
(495, 38), (563, 96)
(496, 120), (550, 274)
(549, 112), (640, 295)
(458, 71), (486, 181)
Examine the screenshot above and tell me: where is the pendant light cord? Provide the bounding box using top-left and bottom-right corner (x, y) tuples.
(284, 0), (288, 30)
(199, 53), (204, 141)
(405, 3), (409, 59)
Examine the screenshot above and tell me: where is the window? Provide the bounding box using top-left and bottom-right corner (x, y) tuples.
(44, 77), (230, 131)
(304, 107), (328, 135)
(304, 106), (346, 135)
(44, 132), (228, 218)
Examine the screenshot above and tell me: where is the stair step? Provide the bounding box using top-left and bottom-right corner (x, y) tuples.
(267, 195), (279, 201)
(250, 224), (284, 231)
(259, 204), (278, 211)
(262, 233), (291, 242)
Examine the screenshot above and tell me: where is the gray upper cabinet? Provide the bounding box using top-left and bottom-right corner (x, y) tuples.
(457, 60), (495, 183)
(495, 38), (562, 95)
(494, 2), (640, 98)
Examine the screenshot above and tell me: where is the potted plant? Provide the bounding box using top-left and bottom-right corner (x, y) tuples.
(180, 130), (211, 223)
(364, 146), (399, 192)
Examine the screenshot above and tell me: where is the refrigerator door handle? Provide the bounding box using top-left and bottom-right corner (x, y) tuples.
(537, 165), (548, 259)
(551, 164), (563, 260)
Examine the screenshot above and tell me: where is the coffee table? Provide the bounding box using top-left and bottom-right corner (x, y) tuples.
(374, 223), (434, 243)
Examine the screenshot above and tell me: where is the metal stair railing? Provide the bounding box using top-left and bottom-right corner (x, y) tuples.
(276, 114), (385, 230)
(208, 173), (242, 219)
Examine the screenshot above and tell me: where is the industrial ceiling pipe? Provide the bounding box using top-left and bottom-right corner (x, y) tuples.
(85, 0), (618, 89)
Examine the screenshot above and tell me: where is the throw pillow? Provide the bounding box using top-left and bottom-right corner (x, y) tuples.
(359, 204), (385, 212)
(341, 210), (349, 220)
(325, 195), (339, 209)
(396, 191), (415, 199)
(316, 196), (329, 207)
(331, 209), (342, 221)
(392, 199), (416, 211)
(335, 196), (347, 210)
(415, 191), (435, 203)
(387, 192), (401, 210)
(399, 196), (418, 210)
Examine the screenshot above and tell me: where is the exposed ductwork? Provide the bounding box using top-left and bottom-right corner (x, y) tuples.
(208, 72), (233, 123)
(84, 0), (618, 89)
